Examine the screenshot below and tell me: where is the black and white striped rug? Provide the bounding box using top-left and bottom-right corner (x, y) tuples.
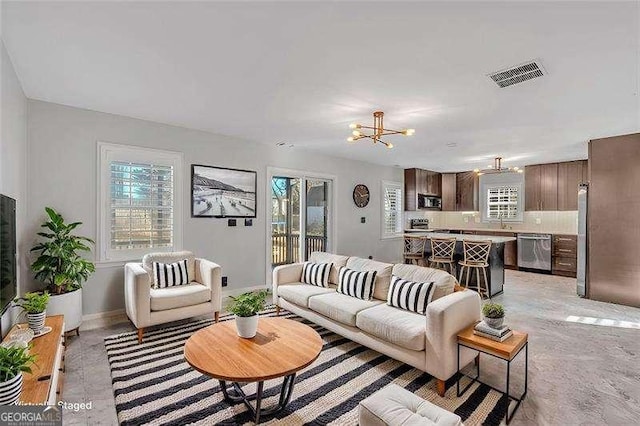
(105, 309), (507, 425)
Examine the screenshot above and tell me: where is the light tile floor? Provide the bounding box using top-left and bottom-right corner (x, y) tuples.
(61, 270), (640, 425)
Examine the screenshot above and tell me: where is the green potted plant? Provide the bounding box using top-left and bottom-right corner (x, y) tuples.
(0, 345), (36, 405)
(482, 302), (505, 328)
(227, 290), (269, 338)
(30, 207), (95, 333)
(16, 292), (50, 333)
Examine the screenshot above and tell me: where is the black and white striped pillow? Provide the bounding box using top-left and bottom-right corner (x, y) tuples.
(152, 259), (190, 289)
(337, 267), (377, 300)
(387, 275), (435, 314)
(301, 262), (332, 287)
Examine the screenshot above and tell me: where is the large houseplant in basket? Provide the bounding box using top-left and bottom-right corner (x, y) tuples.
(30, 207), (95, 334)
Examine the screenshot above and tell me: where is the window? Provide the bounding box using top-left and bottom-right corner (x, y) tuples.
(479, 173), (524, 223)
(98, 143), (183, 262)
(381, 181), (403, 239)
(487, 186), (519, 219)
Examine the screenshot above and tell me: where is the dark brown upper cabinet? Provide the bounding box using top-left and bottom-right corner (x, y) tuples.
(441, 173), (457, 211)
(456, 171), (479, 211)
(404, 168), (442, 211)
(526, 160), (586, 211)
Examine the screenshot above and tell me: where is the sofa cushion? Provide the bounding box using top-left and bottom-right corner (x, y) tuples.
(346, 257), (394, 301)
(308, 292), (383, 326)
(150, 282), (210, 311)
(309, 252), (349, 285)
(359, 384), (463, 426)
(277, 283), (335, 307)
(337, 267), (377, 300)
(356, 304), (426, 351)
(143, 251), (196, 284)
(391, 264), (455, 301)
(387, 275), (436, 315)
(301, 262), (332, 287)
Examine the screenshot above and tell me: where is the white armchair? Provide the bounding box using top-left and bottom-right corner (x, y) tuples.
(124, 251), (222, 343)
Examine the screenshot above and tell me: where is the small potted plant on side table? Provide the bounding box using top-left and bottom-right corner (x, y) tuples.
(16, 292), (50, 334)
(482, 302), (505, 329)
(227, 290), (269, 338)
(0, 346), (36, 405)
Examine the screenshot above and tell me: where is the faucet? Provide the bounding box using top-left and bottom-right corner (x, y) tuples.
(499, 212), (507, 230)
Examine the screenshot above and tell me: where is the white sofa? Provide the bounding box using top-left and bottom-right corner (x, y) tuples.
(272, 252), (481, 396)
(124, 251), (222, 343)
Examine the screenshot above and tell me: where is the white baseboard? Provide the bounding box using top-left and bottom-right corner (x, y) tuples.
(79, 285), (269, 331)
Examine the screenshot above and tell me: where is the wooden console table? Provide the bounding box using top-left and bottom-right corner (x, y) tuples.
(2, 315), (66, 404)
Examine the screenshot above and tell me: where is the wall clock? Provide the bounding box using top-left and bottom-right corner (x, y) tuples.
(353, 184), (370, 208)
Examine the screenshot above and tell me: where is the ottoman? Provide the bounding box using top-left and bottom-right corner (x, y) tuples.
(358, 384), (464, 426)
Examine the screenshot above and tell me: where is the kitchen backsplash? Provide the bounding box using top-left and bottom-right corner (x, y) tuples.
(405, 210), (578, 234)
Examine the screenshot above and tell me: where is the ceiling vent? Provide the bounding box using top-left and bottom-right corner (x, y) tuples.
(488, 60), (546, 88)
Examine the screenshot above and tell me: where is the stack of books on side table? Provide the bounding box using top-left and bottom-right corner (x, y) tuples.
(474, 321), (513, 342)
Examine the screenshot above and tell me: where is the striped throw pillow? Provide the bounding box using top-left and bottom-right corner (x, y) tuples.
(387, 275), (435, 314)
(337, 267), (377, 300)
(152, 259), (190, 289)
(301, 262), (332, 287)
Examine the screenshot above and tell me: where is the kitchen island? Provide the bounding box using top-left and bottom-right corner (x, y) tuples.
(405, 232), (516, 297)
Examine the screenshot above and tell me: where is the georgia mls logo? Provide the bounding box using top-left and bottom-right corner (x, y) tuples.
(0, 405), (62, 425)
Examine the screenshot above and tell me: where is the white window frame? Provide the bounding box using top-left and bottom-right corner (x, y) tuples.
(381, 181), (403, 239)
(479, 174), (524, 223)
(97, 142), (184, 263)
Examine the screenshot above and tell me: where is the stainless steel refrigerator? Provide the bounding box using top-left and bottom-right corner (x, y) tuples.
(577, 183), (588, 297)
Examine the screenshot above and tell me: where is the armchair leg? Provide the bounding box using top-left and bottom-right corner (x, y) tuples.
(214, 311), (220, 322)
(275, 306), (281, 316)
(137, 328), (144, 344)
(436, 379), (446, 397)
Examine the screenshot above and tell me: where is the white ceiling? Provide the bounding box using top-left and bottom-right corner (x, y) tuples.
(2, 1), (639, 172)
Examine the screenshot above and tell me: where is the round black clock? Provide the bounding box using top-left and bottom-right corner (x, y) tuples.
(353, 184), (370, 208)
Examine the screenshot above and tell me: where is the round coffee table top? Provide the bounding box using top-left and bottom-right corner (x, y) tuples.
(184, 317), (323, 382)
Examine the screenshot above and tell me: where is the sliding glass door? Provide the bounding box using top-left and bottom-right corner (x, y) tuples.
(270, 174), (332, 268)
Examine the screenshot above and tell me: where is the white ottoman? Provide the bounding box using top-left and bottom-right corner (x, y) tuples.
(358, 384), (464, 426)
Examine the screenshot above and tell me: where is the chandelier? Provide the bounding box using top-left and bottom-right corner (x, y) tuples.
(474, 157), (523, 175)
(347, 111), (415, 149)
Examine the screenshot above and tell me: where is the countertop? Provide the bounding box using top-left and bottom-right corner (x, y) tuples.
(403, 232), (516, 243)
(405, 228), (576, 236)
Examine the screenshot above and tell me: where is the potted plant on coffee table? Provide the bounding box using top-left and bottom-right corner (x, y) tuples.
(227, 290), (269, 338)
(0, 345), (36, 405)
(16, 292), (50, 334)
(482, 302), (505, 329)
(30, 207), (95, 334)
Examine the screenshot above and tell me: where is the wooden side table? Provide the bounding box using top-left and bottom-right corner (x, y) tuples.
(456, 324), (528, 424)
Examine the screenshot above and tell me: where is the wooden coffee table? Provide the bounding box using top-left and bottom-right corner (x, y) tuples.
(184, 317), (322, 424)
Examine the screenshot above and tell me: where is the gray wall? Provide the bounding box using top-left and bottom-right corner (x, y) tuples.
(26, 100), (404, 315)
(1, 41), (28, 334)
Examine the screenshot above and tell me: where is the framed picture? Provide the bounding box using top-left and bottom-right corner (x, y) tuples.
(191, 164), (257, 218)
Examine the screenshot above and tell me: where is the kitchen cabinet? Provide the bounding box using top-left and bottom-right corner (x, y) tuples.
(552, 234), (577, 277)
(456, 171), (479, 211)
(557, 161), (586, 211)
(441, 173), (457, 211)
(404, 168), (442, 211)
(525, 163), (558, 211)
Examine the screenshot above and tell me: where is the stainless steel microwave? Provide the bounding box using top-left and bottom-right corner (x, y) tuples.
(418, 194), (442, 210)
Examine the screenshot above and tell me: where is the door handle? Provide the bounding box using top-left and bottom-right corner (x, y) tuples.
(558, 248), (572, 252)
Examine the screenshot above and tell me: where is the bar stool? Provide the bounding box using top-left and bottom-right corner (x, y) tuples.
(458, 240), (492, 299)
(404, 236), (427, 266)
(428, 237), (457, 275)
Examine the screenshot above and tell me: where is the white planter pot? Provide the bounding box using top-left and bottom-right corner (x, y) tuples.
(0, 373), (23, 405)
(46, 289), (82, 332)
(26, 312), (46, 333)
(235, 314), (259, 338)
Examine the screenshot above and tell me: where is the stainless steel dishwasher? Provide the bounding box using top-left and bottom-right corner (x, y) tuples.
(517, 233), (552, 271)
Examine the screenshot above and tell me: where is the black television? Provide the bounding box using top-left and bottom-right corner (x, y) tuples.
(0, 195), (17, 315)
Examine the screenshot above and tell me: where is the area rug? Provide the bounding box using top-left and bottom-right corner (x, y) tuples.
(105, 308), (507, 425)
